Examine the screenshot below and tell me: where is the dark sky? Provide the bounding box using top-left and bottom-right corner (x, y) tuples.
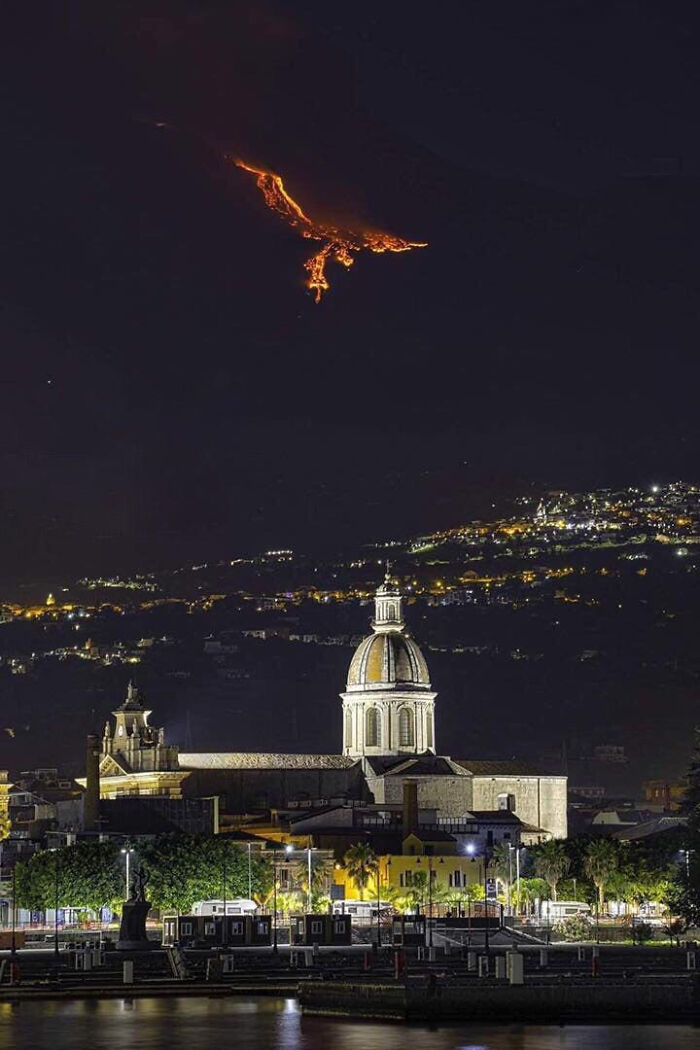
(2, 1), (699, 583)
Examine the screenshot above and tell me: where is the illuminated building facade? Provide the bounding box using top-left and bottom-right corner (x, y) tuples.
(341, 574), (436, 758)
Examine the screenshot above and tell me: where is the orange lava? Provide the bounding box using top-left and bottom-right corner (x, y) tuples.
(235, 159), (427, 302)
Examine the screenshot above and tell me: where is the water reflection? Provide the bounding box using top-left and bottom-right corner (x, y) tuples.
(0, 997), (695, 1050)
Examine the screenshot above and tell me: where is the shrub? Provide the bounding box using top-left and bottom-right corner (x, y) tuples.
(552, 913), (592, 942)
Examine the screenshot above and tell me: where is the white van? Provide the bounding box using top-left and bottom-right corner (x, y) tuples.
(191, 899), (258, 916)
(540, 900), (592, 923)
(331, 900), (393, 922)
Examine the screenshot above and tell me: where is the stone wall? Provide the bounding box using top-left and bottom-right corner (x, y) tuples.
(366, 773), (472, 817)
(471, 775), (567, 839)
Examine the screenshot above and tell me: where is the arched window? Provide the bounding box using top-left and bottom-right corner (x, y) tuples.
(398, 707), (415, 747)
(344, 708), (353, 748)
(365, 707), (382, 748)
(387, 603), (397, 621)
(426, 712), (434, 749)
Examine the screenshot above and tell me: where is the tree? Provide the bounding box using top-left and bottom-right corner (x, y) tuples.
(584, 839), (619, 913)
(15, 842), (122, 915)
(343, 843), (377, 900)
(293, 853), (331, 899)
(672, 728), (700, 926)
(492, 842), (514, 901)
(532, 840), (570, 902)
(514, 877), (550, 918)
(139, 835), (271, 913)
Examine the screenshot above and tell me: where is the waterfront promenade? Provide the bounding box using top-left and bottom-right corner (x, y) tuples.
(0, 943), (698, 1023)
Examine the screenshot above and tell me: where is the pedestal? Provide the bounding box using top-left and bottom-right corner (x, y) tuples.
(117, 900), (153, 951)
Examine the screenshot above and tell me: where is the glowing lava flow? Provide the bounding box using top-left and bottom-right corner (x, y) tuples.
(235, 159), (427, 302)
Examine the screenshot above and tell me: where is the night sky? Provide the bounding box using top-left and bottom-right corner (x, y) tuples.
(3, 2), (699, 583)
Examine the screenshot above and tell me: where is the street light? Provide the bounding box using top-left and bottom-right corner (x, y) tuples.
(272, 844), (293, 954)
(483, 844), (490, 956)
(222, 845), (228, 947)
(286, 842), (314, 914)
(428, 852), (432, 953)
(47, 848), (61, 962)
(247, 842), (253, 901)
(11, 862), (16, 957)
(120, 846), (134, 900)
(375, 855), (383, 950)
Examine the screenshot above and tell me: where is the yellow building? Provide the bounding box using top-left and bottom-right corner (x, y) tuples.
(333, 830), (484, 906)
(0, 771), (11, 840)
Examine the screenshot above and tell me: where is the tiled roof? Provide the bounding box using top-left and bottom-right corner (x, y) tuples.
(455, 760), (564, 777)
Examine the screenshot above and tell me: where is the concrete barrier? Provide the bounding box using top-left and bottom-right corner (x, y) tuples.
(509, 953), (524, 985)
(299, 975), (700, 1023)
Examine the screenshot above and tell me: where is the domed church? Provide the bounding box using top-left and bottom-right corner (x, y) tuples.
(342, 574), (436, 757)
(89, 575), (568, 840)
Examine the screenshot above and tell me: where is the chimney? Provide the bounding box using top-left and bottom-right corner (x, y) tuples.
(402, 780), (418, 836)
(84, 733), (101, 832)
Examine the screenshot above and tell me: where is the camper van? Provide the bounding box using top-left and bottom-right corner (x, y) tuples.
(191, 899), (258, 917)
(539, 900), (592, 923)
(331, 900), (393, 923)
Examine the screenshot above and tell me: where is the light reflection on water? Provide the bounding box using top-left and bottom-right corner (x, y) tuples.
(0, 997), (696, 1050)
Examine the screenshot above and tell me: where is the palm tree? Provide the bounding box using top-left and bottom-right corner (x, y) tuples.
(533, 840), (570, 902)
(293, 853), (332, 897)
(343, 843), (378, 900)
(492, 842), (513, 901)
(584, 839), (619, 913)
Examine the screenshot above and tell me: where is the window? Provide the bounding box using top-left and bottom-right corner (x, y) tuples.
(344, 708), (353, 748)
(400, 871), (414, 887)
(204, 921), (215, 937)
(365, 707), (382, 748)
(426, 715), (433, 748)
(399, 707), (415, 747)
(231, 921), (244, 936)
(498, 793), (516, 811)
(449, 870), (462, 888)
(256, 921), (268, 935)
(181, 921), (193, 936)
(311, 920), (323, 935)
(333, 920), (346, 934)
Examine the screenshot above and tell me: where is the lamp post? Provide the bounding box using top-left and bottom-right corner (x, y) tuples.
(375, 856), (382, 949)
(247, 842), (253, 901)
(427, 849), (434, 950)
(306, 840), (313, 914)
(507, 845), (513, 916)
(222, 845), (228, 947)
(508, 844), (524, 919)
(53, 850), (60, 962)
(11, 862), (17, 957)
(272, 848), (278, 954)
(483, 844), (491, 956)
(120, 846), (134, 900)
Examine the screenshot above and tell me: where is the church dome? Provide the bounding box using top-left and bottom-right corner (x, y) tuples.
(347, 631), (430, 690)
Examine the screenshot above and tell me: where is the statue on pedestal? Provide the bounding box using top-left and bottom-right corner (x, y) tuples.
(117, 866), (153, 951)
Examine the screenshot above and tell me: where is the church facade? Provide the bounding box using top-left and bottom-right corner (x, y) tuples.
(85, 577), (567, 840)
